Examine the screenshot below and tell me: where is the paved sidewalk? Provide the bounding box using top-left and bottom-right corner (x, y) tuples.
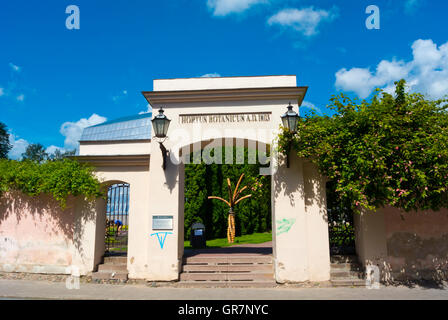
(1, 279), (448, 300)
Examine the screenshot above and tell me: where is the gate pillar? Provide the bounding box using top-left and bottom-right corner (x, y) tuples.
(146, 140), (183, 281)
(272, 153), (330, 282)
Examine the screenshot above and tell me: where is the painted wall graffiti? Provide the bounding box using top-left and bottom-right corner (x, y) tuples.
(150, 232), (173, 249)
(276, 218), (296, 235)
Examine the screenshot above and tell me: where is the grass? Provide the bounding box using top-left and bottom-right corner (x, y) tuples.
(184, 232), (272, 249)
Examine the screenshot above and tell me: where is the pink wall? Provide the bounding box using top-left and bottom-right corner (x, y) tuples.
(383, 207), (448, 282)
(0, 191), (104, 274)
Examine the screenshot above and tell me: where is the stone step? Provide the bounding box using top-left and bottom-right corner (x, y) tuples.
(98, 263), (128, 272)
(331, 279), (366, 287)
(330, 255), (359, 264)
(330, 262), (363, 271)
(330, 270), (364, 280)
(92, 271), (128, 281)
(176, 281), (277, 288)
(103, 256), (127, 264)
(183, 256), (273, 265)
(182, 264), (273, 273)
(179, 272), (274, 282)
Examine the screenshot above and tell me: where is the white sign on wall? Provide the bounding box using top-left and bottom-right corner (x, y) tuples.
(152, 215), (174, 230)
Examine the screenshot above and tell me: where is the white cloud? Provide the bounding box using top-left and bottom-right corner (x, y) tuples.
(46, 145), (66, 155)
(60, 114), (107, 149)
(8, 134), (29, 160)
(139, 104), (153, 115)
(300, 100), (323, 116)
(207, 0), (265, 16)
(201, 73), (221, 78)
(16, 94), (25, 102)
(0, 88), (4, 96)
(9, 62), (20, 72)
(112, 89), (128, 102)
(267, 7), (338, 37)
(335, 39), (448, 99)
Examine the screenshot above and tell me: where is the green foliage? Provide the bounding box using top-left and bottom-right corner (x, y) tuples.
(0, 158), (105, 208)
(48, 149), (76, 161)
(22, 143), (48, 162)
(278, 80), (448, 212)
(184, 147), (271, 240)
(0, 122), (12, 159)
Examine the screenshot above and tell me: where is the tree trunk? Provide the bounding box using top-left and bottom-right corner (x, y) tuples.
(227, 210), (236, 243)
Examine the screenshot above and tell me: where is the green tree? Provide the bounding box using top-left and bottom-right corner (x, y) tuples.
(22, 143), (48, 162)
(0, 122), (12, 159)
(278, 80), (448, 212)
(49, 149), (76, 161)
(184, 146), (271, 240)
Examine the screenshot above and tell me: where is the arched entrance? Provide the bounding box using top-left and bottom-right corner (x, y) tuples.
(105, 183), (130, 255)
(91, 180), (132, 282)
(78, 75), (331, 283)
(178, 140), (274, 284)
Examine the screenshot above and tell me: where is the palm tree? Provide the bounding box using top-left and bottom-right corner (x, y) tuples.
(208, 173), (252, 243)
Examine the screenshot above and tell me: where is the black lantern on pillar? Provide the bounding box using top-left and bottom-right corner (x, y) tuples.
(152, 107), (171, 138)
(281, 103), (300, 168)
(152, 107), (171, 170)
(281, 102), (300, 133)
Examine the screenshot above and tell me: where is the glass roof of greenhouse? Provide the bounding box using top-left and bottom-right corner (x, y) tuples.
(80, 113), (153, 142)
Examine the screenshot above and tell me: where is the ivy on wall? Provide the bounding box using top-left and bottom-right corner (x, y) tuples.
(184, 147), (271, 240)
(278, 80), (448, 212)
(0, 159), (104, 208)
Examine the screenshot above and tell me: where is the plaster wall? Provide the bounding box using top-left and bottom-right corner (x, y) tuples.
(79, 141), (151, 156)
(153, 75), (297, 92)
(354, 206), (448, 282)
(0, 191), (105, 276)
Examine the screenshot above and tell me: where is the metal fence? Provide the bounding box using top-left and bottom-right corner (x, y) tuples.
(105, 183), (130, 255)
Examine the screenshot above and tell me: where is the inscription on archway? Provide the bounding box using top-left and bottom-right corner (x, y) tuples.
(180, 112), (271, 124)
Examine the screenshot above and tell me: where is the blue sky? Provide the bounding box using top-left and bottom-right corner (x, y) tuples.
(1, 0), (447, 158)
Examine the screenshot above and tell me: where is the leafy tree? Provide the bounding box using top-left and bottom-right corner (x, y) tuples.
(184, 146), (271, 240)
(22, 143), (48, 162)
(278, 80), (448, 212)
(49, 149), (76, 161)
(0, 122), (12, 159)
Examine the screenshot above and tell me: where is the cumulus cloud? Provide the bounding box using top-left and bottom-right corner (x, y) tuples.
(46, 145), (66, 155)
(8, 134), (29, 160)
(0, 88), (4, 96)
(335, 39), (448, 99)
(60, 114), (107, 149)
(207, 0), (266, 16)
(267, 7), (338, 37)
(201, 73), (221, 78)
(16, 94), (25, 102)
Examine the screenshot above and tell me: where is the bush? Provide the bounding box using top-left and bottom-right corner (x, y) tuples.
(278, 80), (448, 212)
(0, 158), (104, 208)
